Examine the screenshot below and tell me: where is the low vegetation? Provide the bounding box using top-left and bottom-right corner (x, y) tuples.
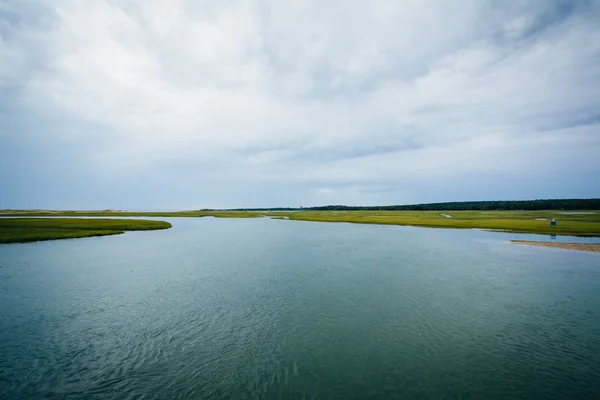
(0, 218), (172, 244)
(280, 210), (600, 236)
(230, 198), (600, 211)
(1, 208), (599, 238)
(0, 210), (264, 218)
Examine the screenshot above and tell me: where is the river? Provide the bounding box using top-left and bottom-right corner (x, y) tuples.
(1, 217), (599, 399)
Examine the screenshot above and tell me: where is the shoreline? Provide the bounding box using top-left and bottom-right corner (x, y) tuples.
(511, 240), (600, 253)
(0, 218), (171, 244)
(2, 209), (600, 238)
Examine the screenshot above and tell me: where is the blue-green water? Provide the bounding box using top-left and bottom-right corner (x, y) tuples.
(1, 217), (599, 399)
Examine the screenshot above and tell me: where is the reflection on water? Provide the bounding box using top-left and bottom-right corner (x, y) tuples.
(1, 218), (600, 399)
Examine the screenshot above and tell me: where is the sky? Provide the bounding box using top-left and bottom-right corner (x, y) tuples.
(1, 0), (599, 210)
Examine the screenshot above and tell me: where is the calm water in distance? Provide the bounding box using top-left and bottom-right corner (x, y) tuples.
(1, 217), (600, 399)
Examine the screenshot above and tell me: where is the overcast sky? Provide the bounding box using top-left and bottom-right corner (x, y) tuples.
(1, 0), (599, 210)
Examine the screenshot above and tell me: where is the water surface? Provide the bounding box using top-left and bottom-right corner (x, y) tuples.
(1, 218), (599, 399)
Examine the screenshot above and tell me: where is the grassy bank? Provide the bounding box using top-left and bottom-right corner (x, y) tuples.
(0, 218), (172, 244)
(282, 210), (600, 236)
(1, 209), (599, 237)
(0, 210), (264, 218)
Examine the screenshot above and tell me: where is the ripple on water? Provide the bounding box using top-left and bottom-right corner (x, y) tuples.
(1, 218), (600, 399)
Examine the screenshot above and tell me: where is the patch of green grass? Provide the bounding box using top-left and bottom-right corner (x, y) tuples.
(0, 210), (271, 218)
(0, 218), (172, 244)
(2, 209), (599, 237)
(282, 210), (600, 236)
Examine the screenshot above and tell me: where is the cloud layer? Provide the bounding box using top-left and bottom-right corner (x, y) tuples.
(2, 0), (599, 209)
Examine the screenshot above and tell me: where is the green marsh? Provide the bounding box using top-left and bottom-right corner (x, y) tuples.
(2, 209), (599, 238)
(0, 218), (172, 244)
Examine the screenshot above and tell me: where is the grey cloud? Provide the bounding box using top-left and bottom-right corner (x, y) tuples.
(1, 0), (599, 209)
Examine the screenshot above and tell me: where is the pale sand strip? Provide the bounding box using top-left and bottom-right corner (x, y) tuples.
(511, 240), (600, 253)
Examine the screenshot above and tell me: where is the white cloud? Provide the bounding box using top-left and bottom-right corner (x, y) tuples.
(1, 0), (599, 207)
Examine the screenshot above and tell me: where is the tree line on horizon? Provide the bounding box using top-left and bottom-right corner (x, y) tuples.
(223, 198), (600, 212)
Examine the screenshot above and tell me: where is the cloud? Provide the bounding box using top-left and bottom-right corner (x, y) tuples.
(1, 0), (599, 208)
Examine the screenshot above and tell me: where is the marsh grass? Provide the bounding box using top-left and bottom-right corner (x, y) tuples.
(1, 210), (599, 237)
(282, 210), (600, 236)
(0, 218), (172, 244)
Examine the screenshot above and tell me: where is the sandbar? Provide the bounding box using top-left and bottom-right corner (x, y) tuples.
(511, 240), (600, 253)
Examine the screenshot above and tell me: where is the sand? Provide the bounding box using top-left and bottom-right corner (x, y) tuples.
(511, 240), (600, 253)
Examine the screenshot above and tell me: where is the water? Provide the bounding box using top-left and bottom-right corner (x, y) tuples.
(1, 217), (599, 399)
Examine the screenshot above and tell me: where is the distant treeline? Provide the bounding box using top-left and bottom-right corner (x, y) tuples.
(225, 198), (600, 211)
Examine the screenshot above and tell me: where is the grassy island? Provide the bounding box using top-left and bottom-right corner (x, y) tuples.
(0, 218), (171, 244)
(1, 206), (600, 239)
(279, 210), (600, 237)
